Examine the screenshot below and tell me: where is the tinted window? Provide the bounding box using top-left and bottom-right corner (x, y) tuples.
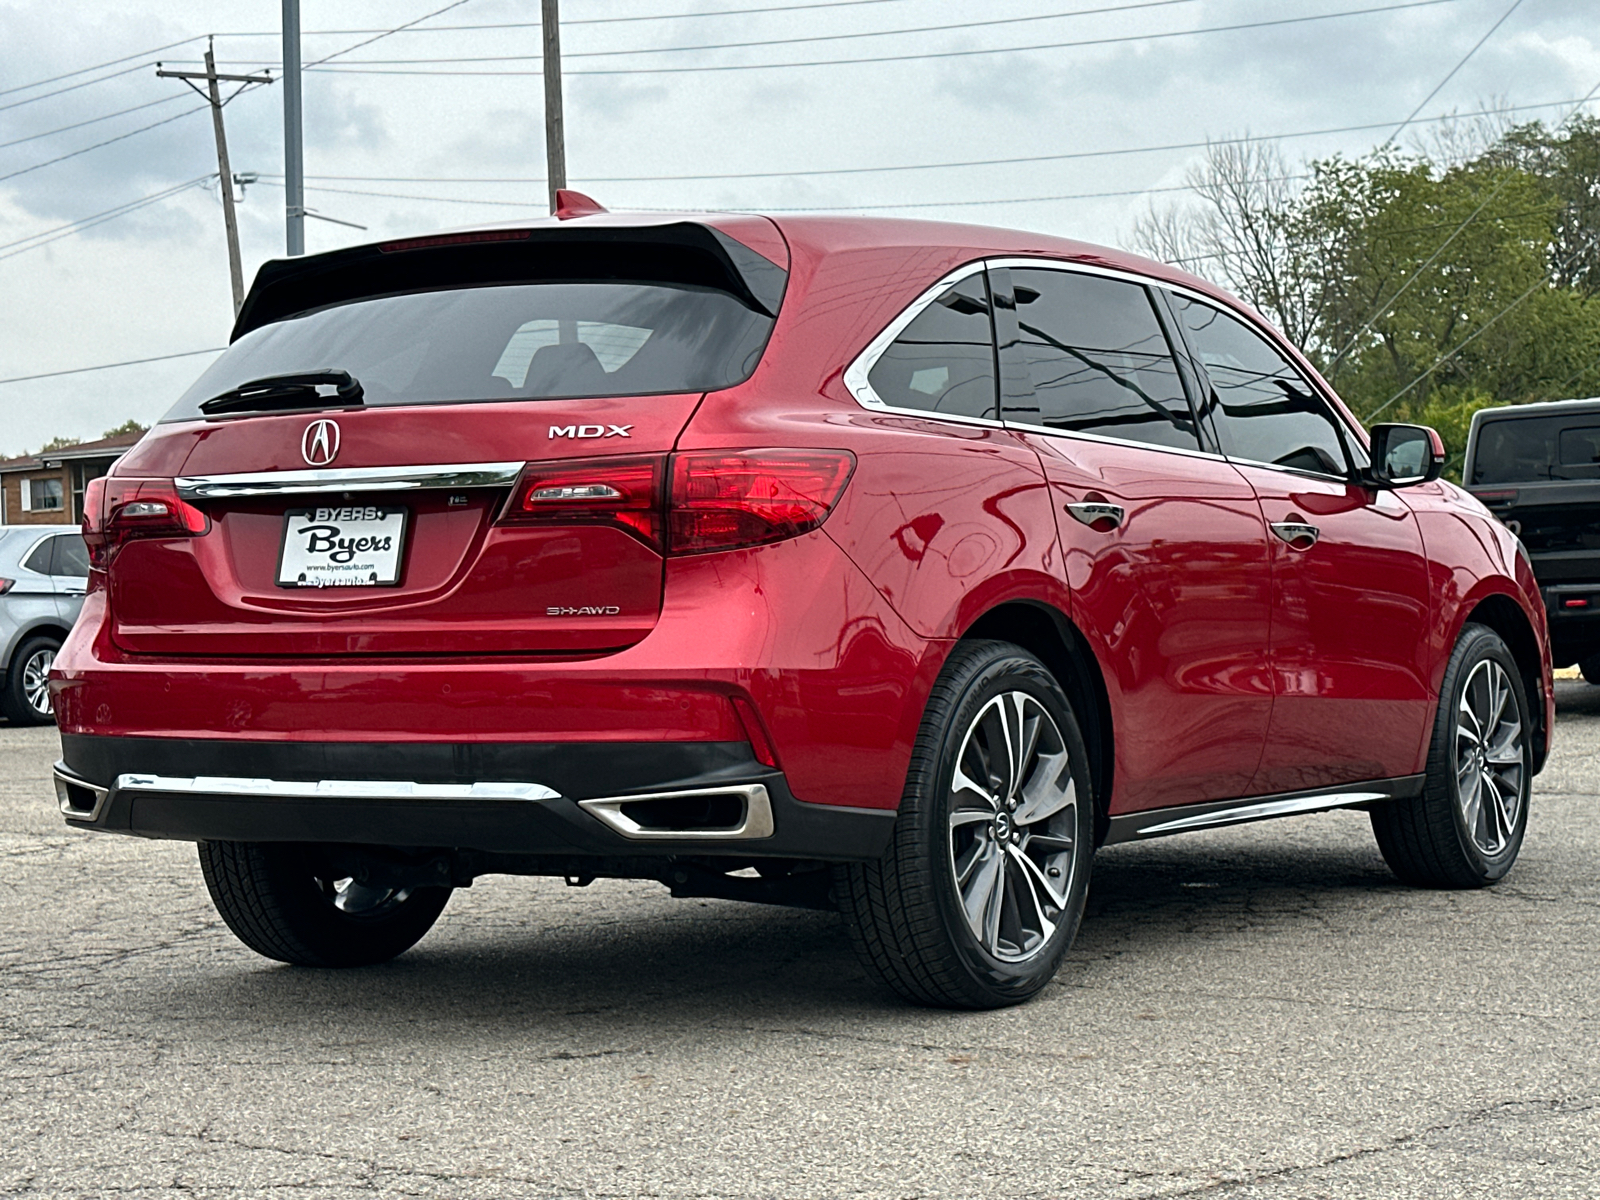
(867, 275), (997, 420)
(164, 282), (774, 420)
(50, 534), (89, 578)
(1471, 416), (1600, 483)
(22, 539), (52, 574)
(1005, 269), (1198, 450)
(1170, 295), (1353, 476)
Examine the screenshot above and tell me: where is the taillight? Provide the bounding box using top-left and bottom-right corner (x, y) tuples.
(503, 456), (665, 550)
(83, 477), (209, 569)
(499, 449), (856, 556)
(0, 579), (13, 595)
(668, 450), (855, 555)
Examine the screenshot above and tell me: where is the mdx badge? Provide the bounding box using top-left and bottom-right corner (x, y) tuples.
(549, 424), (632, 439)
(301, 418), (341, 465)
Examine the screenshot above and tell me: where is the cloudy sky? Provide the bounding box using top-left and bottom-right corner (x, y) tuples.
(0, 0), (1596, 455)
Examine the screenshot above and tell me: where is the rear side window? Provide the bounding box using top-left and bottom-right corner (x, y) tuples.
(165, 281), (774, 419)
(1003, 268), (1198, 450)
(1169, 294), (1353, 476)
(866, 275), (998, 420)
(1471, 416), (1600, 483)
(51, 534), (89, 578)
(22, 539), (52, 574)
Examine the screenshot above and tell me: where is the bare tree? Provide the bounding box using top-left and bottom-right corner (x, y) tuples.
(1133, 139), (1323, 350)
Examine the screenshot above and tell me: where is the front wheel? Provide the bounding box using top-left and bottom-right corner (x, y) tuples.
(835, 640), (1095, 1009)
(1579, 653), (1600, 686)
(1371, 623), (1531, 888)
(198, 841), (451, 966)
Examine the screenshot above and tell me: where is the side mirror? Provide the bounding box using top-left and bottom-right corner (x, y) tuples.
(1367, 423), (1445, 488)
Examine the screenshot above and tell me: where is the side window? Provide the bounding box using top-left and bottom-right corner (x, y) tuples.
(866, 274), (998, 420)
(50, 534), (90, 578)
(1168, 294), (1353, 476)
(21, 539), (53, 574)
(1004, 268), (1198, 450)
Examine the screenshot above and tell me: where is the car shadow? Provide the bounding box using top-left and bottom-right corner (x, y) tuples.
(149, 833), (1404, 1034)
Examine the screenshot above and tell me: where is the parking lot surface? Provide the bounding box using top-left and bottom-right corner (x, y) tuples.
(2, 689), (1597, 1199)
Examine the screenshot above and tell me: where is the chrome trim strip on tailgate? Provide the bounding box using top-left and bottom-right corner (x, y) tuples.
(175, 461), (524, 499)
(110, 773), (560, 802)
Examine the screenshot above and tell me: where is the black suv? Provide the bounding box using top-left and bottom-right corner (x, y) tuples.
(1465, 398), (1600, 677)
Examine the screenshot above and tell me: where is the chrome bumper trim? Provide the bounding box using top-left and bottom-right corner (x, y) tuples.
(174, 461), (524, 500)
(108, 773), (560, 802)
(578, 784), (775, 841)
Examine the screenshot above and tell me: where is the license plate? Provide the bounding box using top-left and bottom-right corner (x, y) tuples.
(277, 505), (407, 589)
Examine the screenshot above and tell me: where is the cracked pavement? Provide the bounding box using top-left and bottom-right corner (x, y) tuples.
(2, 687), (1598, 1198)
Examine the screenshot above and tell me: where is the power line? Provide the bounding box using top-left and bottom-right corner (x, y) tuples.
(1380, 0), (1525, 148)
(302, 0), (477, 68)
(0, 93), (188, 151)
(249, 95), (1599, 185)
(209, 0), (966, 36)
(0, 175), (214, 260)
(208, 0), (1208, 66)
(0, 61), (155, 115)
(0, 348), (225, 387)
(0, 104), (211, 185)
(0, 36), (202, 99)
(299, 0), (1464, 77)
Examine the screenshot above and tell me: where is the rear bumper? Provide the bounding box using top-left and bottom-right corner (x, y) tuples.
(55, 735), (895, 861)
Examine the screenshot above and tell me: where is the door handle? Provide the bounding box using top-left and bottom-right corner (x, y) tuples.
(1270, 521), (1320, 549)
(1065, 502), (1125, 531)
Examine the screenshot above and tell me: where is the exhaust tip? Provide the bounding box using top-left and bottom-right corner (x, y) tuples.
(579, 784), (774, 841)
(53, 763), (109, 822)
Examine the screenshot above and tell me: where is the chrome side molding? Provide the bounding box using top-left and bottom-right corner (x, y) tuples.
(175, 461), (524, 500)
(1103, 775), (1425, 845)
(579, 784), (775, 841)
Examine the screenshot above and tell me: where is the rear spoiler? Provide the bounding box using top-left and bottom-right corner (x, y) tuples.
(232, 221), (789, 341)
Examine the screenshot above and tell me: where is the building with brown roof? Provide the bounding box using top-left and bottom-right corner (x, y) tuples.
(0, 430), (144, 525)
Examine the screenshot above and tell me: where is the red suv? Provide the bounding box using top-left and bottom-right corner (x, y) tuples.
(51, 203), (1552, 1008)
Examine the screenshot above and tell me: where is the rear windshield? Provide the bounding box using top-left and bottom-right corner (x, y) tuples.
(1470, 414), (1600, 484)
(163, 280), (774, 420)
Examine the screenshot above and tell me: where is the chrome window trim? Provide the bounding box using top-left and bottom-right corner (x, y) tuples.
(578, 783), (775, 841)
(109, 773), (560, 802)
(842, 259), (1000, 425)
(175, 461), (525, 500)
(1003, 419), (1231, 465)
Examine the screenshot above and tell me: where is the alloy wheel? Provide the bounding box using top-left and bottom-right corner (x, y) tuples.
(21, 647), (54, 719)
(948, 690), (1079, 962)
(1453, 658), (1524, 857)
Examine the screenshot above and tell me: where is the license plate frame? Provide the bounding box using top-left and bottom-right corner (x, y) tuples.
(276, 505), (408, 589)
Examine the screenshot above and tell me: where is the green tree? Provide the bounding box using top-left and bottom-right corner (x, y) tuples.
(101, 418), (148, 439)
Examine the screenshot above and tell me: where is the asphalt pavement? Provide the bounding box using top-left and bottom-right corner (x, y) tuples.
(2, 688), (1597, 1198)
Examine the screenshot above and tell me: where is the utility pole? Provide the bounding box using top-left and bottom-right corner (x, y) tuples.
(542, 0), (566, 213)
(283, 0), (305, 255)
(156, 42), (272, 316)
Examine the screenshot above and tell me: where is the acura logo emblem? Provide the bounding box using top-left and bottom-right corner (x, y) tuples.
(301, 419), (340, 466)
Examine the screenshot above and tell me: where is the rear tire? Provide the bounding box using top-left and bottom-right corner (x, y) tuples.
(1, 635), (60, 725)
(1579, 653), (1600, 686)
(835, 640), (1095, 1009)
(1371, 623), (1531, 888)
(198, 841), (451, 966)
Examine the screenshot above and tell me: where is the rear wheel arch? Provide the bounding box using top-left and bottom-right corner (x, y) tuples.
(2, 621), (69, 671)
(959, 601), (1114, 843)
(1458, 593), (1547, 774)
